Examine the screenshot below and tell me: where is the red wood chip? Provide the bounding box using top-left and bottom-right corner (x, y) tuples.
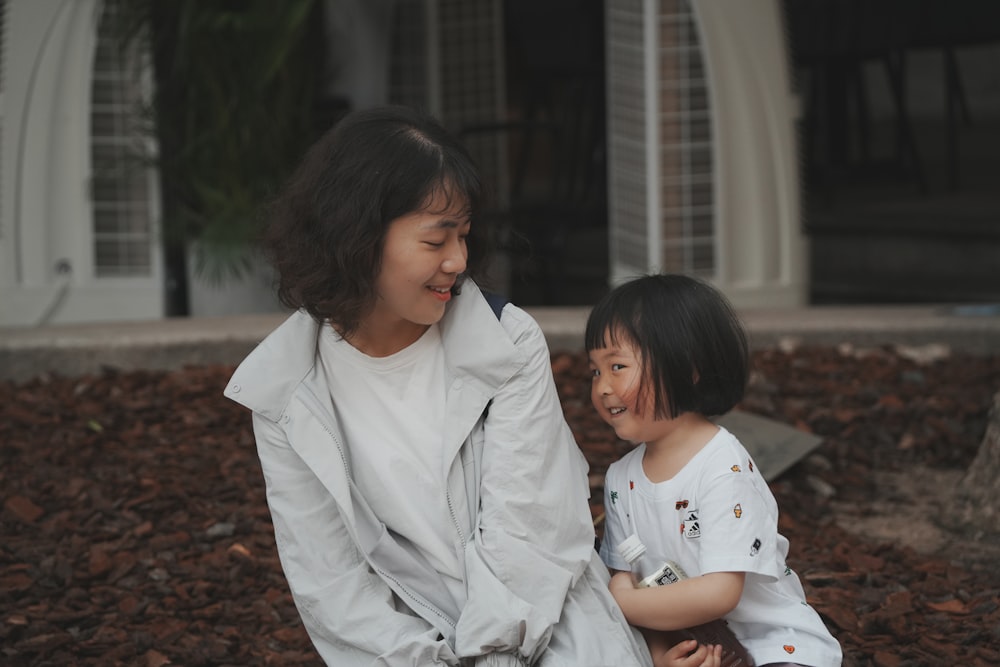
(924, 598), (970, 614)
(4, 495), (44, 522)
(0, 351), (997, 665)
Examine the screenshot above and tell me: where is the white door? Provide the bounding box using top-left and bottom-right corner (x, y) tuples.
(0, 0), (163, 327)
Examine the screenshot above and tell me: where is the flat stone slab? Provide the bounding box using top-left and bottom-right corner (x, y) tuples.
(716, 409), (823, 481)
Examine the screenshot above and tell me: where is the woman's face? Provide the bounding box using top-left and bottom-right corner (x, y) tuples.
(367, 190), (470, 340)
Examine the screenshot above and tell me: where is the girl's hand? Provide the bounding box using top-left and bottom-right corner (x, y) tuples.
(652, 639), (722, 667)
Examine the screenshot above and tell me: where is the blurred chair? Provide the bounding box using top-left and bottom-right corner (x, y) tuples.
(462, 0), (606, 304)
(785, 0), (927, 201)
(905, 0), (1000, 191)
(787, 0), (1000, 198)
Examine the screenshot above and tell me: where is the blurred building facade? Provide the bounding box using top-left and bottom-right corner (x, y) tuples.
(1, 0), (164, 326)
(1, 0), (997, 326)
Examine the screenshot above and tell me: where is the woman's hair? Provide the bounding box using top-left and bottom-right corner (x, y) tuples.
(584, 274), (749, 419)
(263, 105), (490, 334)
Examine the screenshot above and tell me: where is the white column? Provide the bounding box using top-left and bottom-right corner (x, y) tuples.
(692, 0), (807, 307)
(642, 0), (661, 273)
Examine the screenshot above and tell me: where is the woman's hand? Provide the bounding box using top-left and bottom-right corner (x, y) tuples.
(651, 638), (722, 667)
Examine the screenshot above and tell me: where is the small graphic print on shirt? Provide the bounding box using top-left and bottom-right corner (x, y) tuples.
(610, 490), (619, 505)
(783, 645), (796, 655)
(750, 538), (761, 556)
(730, 464), (742, 473)
(748, 459), (754, 472)
(733, 503), (742, 518)
(629, 480), (635, 490)
(675, 499), (689, 510)
(684, 509), (700, 539)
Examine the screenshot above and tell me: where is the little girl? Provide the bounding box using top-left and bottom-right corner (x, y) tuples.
(586, 274), (842, 667)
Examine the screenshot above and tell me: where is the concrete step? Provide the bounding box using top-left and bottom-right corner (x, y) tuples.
(1, 304), (998, 383)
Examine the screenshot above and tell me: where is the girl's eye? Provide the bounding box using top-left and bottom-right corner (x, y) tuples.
(423, 241), (445, 248)
(611, 363), (626, 371)
(590, 368), (600, 378)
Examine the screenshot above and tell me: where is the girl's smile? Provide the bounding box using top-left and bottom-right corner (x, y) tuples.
(588, 331), (648, 442)
(589, 328), (703, 454)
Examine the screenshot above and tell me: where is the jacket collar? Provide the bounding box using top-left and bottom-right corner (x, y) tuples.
(439, 281), (523, 396)
(225, 282), (523, 421)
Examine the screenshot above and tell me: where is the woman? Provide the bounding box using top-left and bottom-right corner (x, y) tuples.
(225, 106), (717, 667)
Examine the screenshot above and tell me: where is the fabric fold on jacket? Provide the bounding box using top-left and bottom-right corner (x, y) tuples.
(225, 282), (651, 666)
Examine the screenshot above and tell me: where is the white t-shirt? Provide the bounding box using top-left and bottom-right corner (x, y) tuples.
(600, 427), (842, 667)
(319, 324), (468, 604)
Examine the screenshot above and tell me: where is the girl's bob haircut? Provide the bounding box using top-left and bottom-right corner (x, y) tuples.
(264, 105), (489, 335)
(585, 274), (749, 419)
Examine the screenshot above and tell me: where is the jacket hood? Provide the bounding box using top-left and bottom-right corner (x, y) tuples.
(224, 281), (523, 422)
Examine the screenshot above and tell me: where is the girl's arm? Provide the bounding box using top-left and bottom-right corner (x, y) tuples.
(609, 570), (746, 631)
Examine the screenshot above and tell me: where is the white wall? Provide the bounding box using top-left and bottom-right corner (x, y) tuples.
(694, 0), (808, 307)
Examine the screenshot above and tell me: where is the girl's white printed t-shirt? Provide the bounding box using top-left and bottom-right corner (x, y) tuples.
(599, 426), (842, 667)
(319, 323), (468, 604)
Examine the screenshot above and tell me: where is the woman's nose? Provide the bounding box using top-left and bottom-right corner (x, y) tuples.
(442, 240), (467, 274)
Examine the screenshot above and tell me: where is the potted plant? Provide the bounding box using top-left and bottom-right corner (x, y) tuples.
(109, 0), (325, 315)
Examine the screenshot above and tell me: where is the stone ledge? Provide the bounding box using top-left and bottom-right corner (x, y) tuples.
(2, 305), (998, 383)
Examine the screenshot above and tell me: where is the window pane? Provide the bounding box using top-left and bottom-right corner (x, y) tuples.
(90, 5), (152, 278)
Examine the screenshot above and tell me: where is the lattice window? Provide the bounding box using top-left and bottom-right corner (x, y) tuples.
(90, 5), (154, 278)
(389, 0), (506, 204)
(607, 0), (648, 272)
(607, 0), (715, 279)
(658, 0), (714, 276)
(0, 0), (6, 241)
(389, 0), (427, 110)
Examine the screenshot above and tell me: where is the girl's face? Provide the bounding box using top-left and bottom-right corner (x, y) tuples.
(588, 329), (674, 445)
(366, 189), (470, 345)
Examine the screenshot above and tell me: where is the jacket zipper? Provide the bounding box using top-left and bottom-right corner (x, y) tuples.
(446, 488), (468, 551)
(297, 385), (457, 630)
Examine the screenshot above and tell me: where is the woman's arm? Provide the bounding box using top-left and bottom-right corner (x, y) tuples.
(253, 414), (460, 666)
(609, 570), (745, 631)
(454, 308), (597, 665)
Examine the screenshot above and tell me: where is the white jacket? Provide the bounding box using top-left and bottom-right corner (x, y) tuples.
(224, 283), (651, 667)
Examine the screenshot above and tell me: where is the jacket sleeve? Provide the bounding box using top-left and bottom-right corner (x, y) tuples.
(251, 413), (461, 667)
(454, 307), (596, 665)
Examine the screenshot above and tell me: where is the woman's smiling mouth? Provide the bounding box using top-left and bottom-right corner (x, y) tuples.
(428, 285), (453, 301)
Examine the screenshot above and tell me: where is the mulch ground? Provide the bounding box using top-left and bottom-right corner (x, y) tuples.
(2, 345), (999, 666)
